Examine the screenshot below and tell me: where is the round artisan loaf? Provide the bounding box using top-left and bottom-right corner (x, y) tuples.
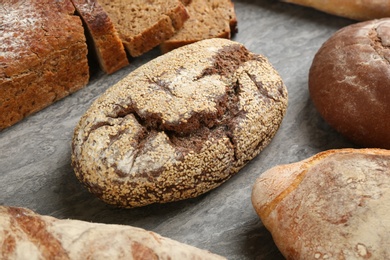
(252, 148), (390, 259)
(71, 38), (288, 208)
(309, 18), (390, 149)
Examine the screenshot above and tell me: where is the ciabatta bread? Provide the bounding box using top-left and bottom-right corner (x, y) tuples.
(0, 0), (89, 130)
(71, 0), (129, 74)
(252, 148), (390, 259)
(99, 0), (189, 57)
(72, 38), (288, 208)
(282, 0), (390, 21)
(0, 206), (225, 259)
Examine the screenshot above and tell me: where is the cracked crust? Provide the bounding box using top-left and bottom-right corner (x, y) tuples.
(252, 148), (390, 259)
(0, 206), (226, 259)
(71, 38), (288, 208)
(0, 0), (89, 130)
(309, 18), (390, 149)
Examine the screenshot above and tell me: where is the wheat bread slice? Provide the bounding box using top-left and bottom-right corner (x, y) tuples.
(160, 0), (238, 53)
(72, 0), (129, 74)
(99, 0), (189, 57)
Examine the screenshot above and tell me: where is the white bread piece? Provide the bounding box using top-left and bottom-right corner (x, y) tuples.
(252, 148), (390, 259)
(282, 0), (390, 21)
(0, 206), (226, 259)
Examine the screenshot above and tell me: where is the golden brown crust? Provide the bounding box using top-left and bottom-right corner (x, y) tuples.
(282, 0), (390, 21)
(309, 19), (390, 149)
(0, 0), (89, 130)
(71, 0), (129, 74)
(0, 206), (226, 259)
(72, 38), (288, 208)
(252, 148), (390, 259)
(99, 0), (189, 57)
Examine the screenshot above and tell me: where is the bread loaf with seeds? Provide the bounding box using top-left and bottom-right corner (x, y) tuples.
(71, 38), (288, 208)
(0, 206), (226, 259)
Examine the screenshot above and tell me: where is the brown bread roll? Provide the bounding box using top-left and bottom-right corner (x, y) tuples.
(282, 0), (390, 21)
(252, 148), (390, 260)
(309, 18), (390, 149)
(0, 206), (225, 259)
(72, 38), (288, 208)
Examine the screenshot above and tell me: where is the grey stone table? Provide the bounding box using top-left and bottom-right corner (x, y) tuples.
(0, 0), (359, 259)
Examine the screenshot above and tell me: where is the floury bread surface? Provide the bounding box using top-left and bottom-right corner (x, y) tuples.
(72, 38), (288, 208)
(282, 0), (390, 21)
(0, 0), (89, 130)
(252, 148), (390, 260)
(0, 206), (226, 259)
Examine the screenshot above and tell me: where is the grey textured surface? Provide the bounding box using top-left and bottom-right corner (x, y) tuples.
(0, 0), (359, 259)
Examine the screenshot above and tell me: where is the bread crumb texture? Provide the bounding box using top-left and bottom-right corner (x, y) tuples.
(252, 148), (390, 259)
(72, 38), (288, 208)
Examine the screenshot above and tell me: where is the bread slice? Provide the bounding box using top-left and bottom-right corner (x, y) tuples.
(252, 148), (390, 259)
(1, 206), (226, 259)
(0, 0), (89, 130)
(98, 0), (189, 57)
(71, 0), (129, 74)
(160, 0), (238, 53)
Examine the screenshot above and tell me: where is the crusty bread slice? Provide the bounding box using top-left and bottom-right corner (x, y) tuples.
(0, 0), (89, 130)
(160, 0), (238, 53)
(71, 0), (129, 74)
(99, 0), (189, 57)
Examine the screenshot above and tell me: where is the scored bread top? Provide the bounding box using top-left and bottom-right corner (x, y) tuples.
(0, 0), (89, 129)
(71, 0), (129, 74)
(99, 0), (189, 57)
(252, 148), (390, 259)
(160, 0), (237, 53)
(72, 38), (288, 208)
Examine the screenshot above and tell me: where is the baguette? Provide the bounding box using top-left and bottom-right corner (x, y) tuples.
(282, 0), (390, 21)
(0, 206), (225, 259)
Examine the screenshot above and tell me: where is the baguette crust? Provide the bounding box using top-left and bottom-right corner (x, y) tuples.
(252, 148), (390, 259)
(0, 206), (226, 259)
(0, 0), (89, 130)
(71, 0), (129, 74)
(282, 0), (390, 21)
(72, 38), (288, 208)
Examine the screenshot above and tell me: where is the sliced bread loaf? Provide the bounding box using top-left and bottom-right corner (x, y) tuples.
(160, 0), (238, 53)
(71, 0), (129, 74)
(0, 0), (89, 130)
(99, 0), (189, 57)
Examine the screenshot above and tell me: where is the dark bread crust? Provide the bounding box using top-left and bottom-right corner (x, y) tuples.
(309, 18), (390, 149)
(71, 0), (129, 74)
(0, 0), (89, 130)
(72, 39), (288, 208)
